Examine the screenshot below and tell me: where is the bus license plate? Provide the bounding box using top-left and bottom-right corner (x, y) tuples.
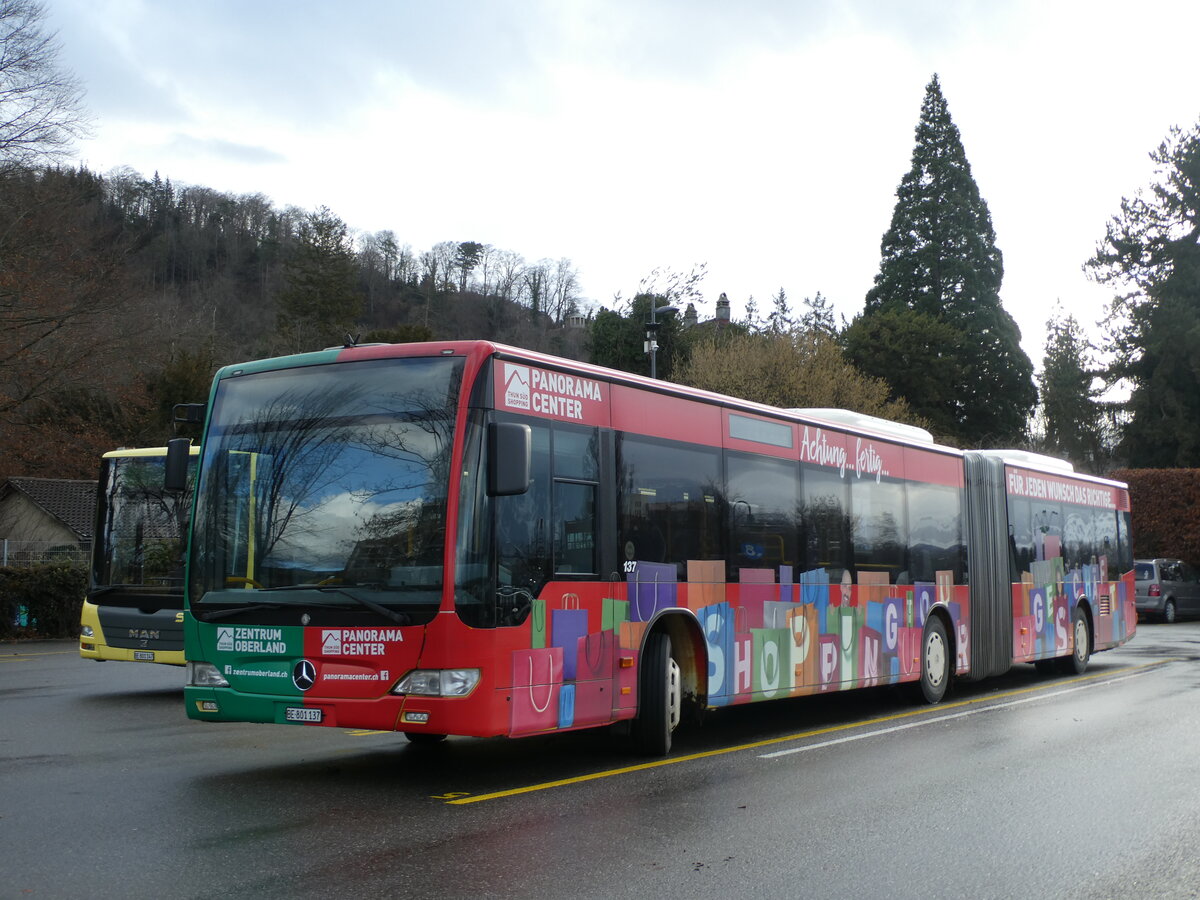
(134, 651), (155, 661)
(285, 707), (322, 723)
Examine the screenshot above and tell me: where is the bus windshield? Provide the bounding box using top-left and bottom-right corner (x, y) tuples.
(92, 453), (193, 603)
(188, 356), (464, 625)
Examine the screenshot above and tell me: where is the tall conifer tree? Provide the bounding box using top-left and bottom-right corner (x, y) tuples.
(845, 74), (1036, 446)
(1038, 311), (1105, 471)
(1088, 118), (1200, 466)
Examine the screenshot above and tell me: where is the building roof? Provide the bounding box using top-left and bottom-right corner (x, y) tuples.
(1, 477), (98, 540)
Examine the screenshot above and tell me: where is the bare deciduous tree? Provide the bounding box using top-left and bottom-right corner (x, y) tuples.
(0, 0), (90, 169)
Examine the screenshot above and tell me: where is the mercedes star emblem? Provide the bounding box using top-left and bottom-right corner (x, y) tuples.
(292, 659), (316, 692)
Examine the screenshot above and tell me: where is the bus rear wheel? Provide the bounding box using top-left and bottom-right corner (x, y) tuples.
(631, 632), (681, 756)
(910, 616), (949, 705)
(1058, 606), (1091, 675)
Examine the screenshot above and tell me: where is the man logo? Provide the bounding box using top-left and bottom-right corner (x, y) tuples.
(292, 659), (317, 692)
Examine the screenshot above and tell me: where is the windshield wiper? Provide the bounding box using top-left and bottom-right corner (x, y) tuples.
(199, 602), (289, 622)
(253, 583), (411, 626)
(314, 586), (411, 626)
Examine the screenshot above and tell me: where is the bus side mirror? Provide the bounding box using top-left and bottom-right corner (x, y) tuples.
(164, 438), (193, 493)
(173, 403), (207, 425)
(487, 422), (531, 496)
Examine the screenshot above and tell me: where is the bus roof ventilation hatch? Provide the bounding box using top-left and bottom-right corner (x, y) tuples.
(974, 449), (1075, 473)
(788, 408), (935, 445)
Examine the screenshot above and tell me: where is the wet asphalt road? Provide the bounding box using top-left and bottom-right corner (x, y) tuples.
(3, 623), (1200, 899)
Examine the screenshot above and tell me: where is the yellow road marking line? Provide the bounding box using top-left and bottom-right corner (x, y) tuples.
(0, 649), (77, 660)
(446, 659), (1172, 806)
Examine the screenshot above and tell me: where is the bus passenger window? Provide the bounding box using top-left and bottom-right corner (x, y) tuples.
(907, 481), (964, 585)
(800, 463), (848, 583)
(851, 476), (906, 584)
(726, 452), (799, 576)
(1007, 496), (1034, 579)
(617, 435), (722, 577)
(554, 481), (597, 575)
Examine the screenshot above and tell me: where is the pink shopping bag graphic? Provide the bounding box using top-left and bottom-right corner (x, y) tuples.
(511, 646), (563, 735)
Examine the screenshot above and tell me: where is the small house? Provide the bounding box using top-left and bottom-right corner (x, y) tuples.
(0, 477), (97, 565)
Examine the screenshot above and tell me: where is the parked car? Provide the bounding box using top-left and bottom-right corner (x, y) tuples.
(1135, 558), (1200, 623)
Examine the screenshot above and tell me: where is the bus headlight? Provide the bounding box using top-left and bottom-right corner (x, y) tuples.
(187, 661), (230, 688)
(80, 625), (94, 638)
(392, 669), (480, 697)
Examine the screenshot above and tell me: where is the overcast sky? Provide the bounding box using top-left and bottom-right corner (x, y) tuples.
(44, 0), (1200, 363)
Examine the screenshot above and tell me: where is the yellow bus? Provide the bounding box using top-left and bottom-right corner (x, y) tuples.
(80, 445), (198, 666)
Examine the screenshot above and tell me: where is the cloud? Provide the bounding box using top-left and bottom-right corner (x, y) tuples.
(162, 134), (287, 167)
(43, 0), (1200, 360)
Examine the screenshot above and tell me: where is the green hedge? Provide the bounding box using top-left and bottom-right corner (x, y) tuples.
(1111, 468), (1200, 567)
(0, 563), (86, 640)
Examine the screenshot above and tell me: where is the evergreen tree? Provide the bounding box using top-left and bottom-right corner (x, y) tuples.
(767, 287), (793, 335)
(842, 307), (968, 440)
(1088, 118), (1200, 466)
(847, 74), (1036, 446)
(276, 206), (362, 353)
(741, 295), (763, 332)
(797, 291), (841, 337)
(1037, 310), (1105, 471)
(587, 294), (682, 379)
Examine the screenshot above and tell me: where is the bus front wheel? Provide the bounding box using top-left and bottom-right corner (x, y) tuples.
(631, 632), (681, 756)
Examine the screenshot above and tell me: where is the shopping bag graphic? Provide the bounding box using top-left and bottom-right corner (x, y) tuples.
(573, 678), (611, 727)
(619, 619), (647, 652)
(577, 630), (614, 680)
(511, 646), (563, 735)
(898, 626), (922, 678)
(551, 604), (589, 681)
(700, 601), (734, 704)
(601, 597), (630, 633)
(751, 627), (789, 700)
(857, 571), (890, 607)
(686, 560), (726, 611)
(859, 625), (882, 687)
(837, 605), (859, 685)
(866, 597), (902, 657)
(786, 604), (819, 692)
(732, 630), (753, 701)
(800, 567), (829, 605)
(1029, 587), (1050, 654)
(913, 582), (935, 629)
(1013, 615), (1036, 662)
(778, 565), (794, 602)
(1053, 601), (1070, 655)
(818, 633), (840, 692)
(739, 568), (775, 628)
(558, 683), (575, 729)
(763, 599), (799, 629)
(530, 597), (547, 649)
(628, 562), (678, 621)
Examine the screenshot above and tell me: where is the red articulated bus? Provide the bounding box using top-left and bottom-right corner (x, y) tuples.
(179, 341), (1136, 754)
